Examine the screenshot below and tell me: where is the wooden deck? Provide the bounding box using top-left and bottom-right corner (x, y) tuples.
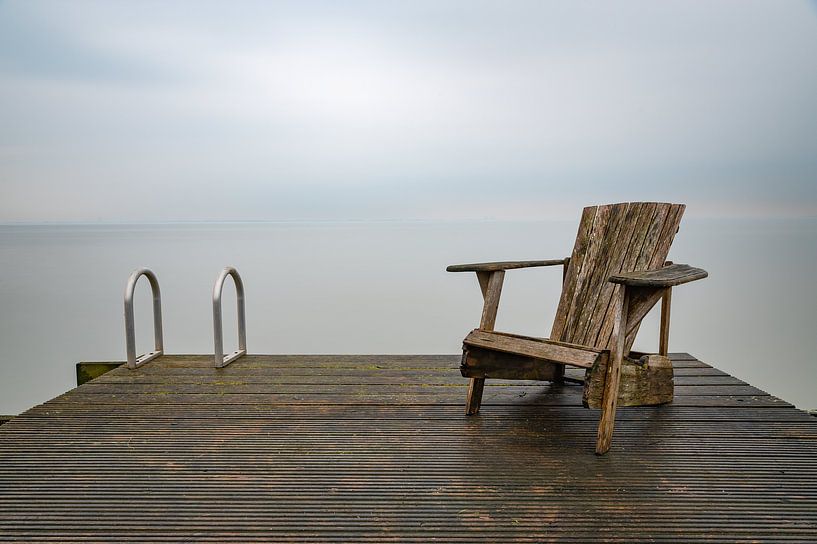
(1, 353), (816, 542)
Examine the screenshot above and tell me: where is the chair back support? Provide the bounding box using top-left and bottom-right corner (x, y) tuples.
(550, 202), (685, 351)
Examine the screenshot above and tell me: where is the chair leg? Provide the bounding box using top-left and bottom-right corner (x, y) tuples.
(659, 287), (672, 356)
(596, 286), (629, 455)
(552, 365), (565, 383)
(466, 377), (485, 415)
(465, 270), (504, 416)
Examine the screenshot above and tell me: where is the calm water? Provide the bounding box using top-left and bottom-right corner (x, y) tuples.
(1, 219), (815, 414)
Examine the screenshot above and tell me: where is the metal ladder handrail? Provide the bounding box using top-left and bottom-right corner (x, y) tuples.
(213, 267), (247, 368)
(124, 268), (164, 370)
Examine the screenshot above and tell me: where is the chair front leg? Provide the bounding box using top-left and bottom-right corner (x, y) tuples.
(596, 284), (630, 454)
(465, 377), (485, 415)
(465, 270), (505, 415)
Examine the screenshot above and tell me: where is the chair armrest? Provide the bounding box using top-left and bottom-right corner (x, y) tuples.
(446, 259), (567, 273)
(609, 263), (708, 288)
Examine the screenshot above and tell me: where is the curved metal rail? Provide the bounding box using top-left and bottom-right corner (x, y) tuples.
(124, 268), (164, 370)
(213, 267), (247, 368)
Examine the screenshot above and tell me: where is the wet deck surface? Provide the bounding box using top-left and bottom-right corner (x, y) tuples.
(1, 353), (816, 542)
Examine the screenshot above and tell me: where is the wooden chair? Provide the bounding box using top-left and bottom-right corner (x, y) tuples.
(447, 202), (707, 454)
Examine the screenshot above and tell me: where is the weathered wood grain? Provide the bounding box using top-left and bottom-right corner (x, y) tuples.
(1, 353), (815, 542)
(463, 330), (603, 369)
(551, 203), (677, 349)
(583, 354), (674, 408)
(560, 203), (614, 345)
(550, 205), (598, 341)
(466, 270), (504, 414)
(592, 202), (661, 348)
(583, 202), (655, 347)
(572, 202), (636, 346)
(595, 286), (628, 454)
(609, 263), (708, 288)
(461, 346), (562, 380)
(446, 259), (566, 272)
(478, 271), (504, 331)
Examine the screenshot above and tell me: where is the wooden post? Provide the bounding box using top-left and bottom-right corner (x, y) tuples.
(596, 285), (629, 454)
(659, 288), (672, 356)
(466, 270), (504, 415)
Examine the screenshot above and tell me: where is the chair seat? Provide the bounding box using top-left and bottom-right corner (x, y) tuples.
(461, 329), (608, 381)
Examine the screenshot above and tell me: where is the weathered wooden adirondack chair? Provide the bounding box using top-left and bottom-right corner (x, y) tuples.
(447, 202), (707, 454)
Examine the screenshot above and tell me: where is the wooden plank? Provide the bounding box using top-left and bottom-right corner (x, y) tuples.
(461, 346), (561, 380)
(84, 365), (719, 379)
(40, 392), (790, 407)
(48, 382), (773, 398)
(610, 263), (708, 288)
(463, 330), (602, 369)
(81, 373), (743, 386)
(550, 205), (598, 341)
(20, 403), (810, 422)
(66, 381), (769, 397)
(447, 259), (566, 272)
(596, 286), (628, 454)
(560, 204), (615, 343)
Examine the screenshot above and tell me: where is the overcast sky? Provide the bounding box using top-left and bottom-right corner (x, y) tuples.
(1, 1), (816, 222)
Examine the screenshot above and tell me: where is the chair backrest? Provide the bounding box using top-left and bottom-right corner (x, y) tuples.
(550, 202), (685, 351)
